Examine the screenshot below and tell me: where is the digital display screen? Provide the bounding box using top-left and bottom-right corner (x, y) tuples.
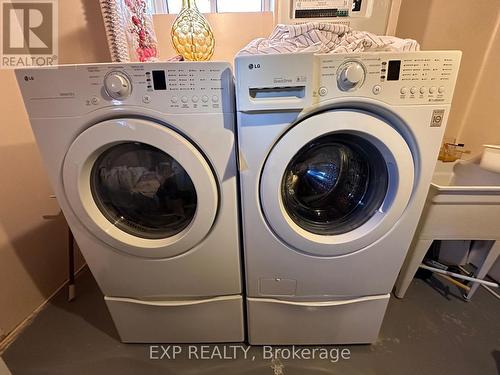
(152, 70), (167, 90)
(352, 0), (362, 11)
(387, 60), (401, 81)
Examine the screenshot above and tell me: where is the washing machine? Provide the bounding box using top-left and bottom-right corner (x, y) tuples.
(235, 51), (461, 344)
(16, 62), (244, 343)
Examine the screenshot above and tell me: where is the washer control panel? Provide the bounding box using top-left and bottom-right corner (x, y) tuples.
(235, 51), (461, 112)
(317, 51), (462, 105)
(16, 62), (234, 118)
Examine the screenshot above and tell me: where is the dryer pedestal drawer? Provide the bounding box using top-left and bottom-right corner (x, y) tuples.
(247, 294), (390, 345)
(105, 295), (244, 343)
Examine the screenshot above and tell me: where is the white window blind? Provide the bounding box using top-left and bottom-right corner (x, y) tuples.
(151, 0), (271, 13)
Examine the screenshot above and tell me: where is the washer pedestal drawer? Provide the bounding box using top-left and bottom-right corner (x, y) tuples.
(105, 295), (244, 343)
(247, 294), (390, 345)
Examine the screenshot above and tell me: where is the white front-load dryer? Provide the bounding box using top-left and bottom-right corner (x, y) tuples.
(235, 51), (461, 344)
(16, 62), (244, 343)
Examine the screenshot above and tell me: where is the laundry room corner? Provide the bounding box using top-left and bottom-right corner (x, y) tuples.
(0, 0), (109, 350)
(396, 0), (500, 156)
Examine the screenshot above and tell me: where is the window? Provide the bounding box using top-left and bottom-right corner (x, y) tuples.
(151, 0), (272, 14)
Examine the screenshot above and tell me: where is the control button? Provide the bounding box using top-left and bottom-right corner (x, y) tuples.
(142, 95), (151, 104)
(318, 86), (328, 96)
(181, 96), (188, 103)
(438, 86), (445, 94)
(429, 86), (437, 94)
(201, 95), (209, 103)
(372, 85), (382, 95)
(400, 87), (408, 95)
(191, 95), (199, 103)
(410, 86), (418, 95)
(212, 95), (219, 103)
(171, 96), (178, 103)
(91, 97), (99, 105)
(420, 87), (427, 94)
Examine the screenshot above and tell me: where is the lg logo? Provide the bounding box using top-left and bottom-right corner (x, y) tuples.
(248, 63), (261, 70)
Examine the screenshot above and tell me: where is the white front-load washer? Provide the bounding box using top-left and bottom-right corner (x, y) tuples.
(235, 51), (461, 344)
(16, 62), (244, 343)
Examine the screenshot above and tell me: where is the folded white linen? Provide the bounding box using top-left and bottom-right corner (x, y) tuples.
(238, 23), (419, 55)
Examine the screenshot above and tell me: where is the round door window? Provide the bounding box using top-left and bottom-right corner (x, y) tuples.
(90, 142), (197, 239)
(281, 133), (388, 235)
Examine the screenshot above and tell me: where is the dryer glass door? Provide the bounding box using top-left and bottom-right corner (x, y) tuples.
(90, 142), (197, 240)
(63, 118), (218, 259)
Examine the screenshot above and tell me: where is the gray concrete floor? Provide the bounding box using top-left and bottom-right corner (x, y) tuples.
(2, 268), (500, 375)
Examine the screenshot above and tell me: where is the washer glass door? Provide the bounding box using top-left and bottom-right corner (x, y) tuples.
(260, 109), (415, 257)
(282, 133), (389, 235)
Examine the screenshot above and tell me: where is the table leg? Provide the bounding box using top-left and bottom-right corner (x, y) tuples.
(465, 240), (500, 300)
(395, 239), (434, 298)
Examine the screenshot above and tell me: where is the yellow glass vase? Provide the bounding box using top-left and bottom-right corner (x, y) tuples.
(171, 0), (215, 61)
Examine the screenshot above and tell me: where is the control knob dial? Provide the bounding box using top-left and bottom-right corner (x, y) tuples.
(337, 62), (366, 92)
(104, 71), (132, 100)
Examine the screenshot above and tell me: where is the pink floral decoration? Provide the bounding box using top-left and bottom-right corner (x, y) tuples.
(125, 0), (158, 62)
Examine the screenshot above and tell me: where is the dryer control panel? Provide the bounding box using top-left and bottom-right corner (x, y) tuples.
(16, 62), (234, 118)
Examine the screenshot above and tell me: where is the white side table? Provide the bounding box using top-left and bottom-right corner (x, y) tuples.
(395, 160), (500, 299)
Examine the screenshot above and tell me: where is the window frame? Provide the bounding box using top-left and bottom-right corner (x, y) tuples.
(151, 0), (272, 14)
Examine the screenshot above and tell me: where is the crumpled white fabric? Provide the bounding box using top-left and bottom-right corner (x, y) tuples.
(238, 23), (420, 55)
(99, 166), (161, 198)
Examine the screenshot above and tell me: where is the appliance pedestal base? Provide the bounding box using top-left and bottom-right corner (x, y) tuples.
(105, 295), (244, 343)
(247, 294), (390, 345)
